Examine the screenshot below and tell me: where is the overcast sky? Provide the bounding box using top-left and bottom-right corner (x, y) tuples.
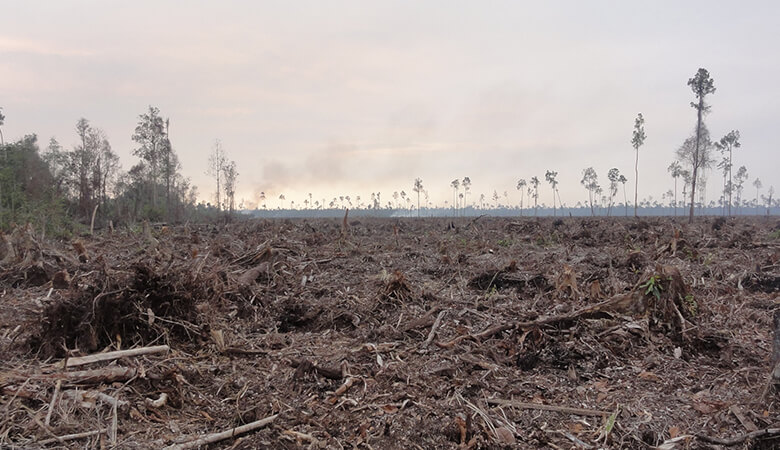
(2, 1), (778, 209)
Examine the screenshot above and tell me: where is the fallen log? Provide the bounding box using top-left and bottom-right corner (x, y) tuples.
(7, 366), (138, 384)
(58, 345), (170, 369)
(38, 428), (109, 446)
(162, 414), (278, 450)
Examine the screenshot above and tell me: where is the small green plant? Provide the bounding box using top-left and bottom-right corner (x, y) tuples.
(769, 229), (780, 240)
(599, 405), (620, 445)
(683, 293), (698, 317)
(702, 252), (714, 266)
(497, 239), (512, 247)
(641, 275), (663, 301)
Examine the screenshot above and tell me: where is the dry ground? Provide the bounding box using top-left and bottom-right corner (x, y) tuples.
(1, 216), (779, 449)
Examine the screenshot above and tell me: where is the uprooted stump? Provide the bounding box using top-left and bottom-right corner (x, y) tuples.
(514, 264), (695, 343)
(381, 270), (412, 302)
(30, 263), (205, 358)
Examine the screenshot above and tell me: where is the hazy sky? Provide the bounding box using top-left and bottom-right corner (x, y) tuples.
(2, 1), (778, 209)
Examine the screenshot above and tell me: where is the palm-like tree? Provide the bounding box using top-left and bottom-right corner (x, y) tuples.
(462, 177), (471, 215)
(667, 161), (682, 216)
(450, 179), (460, 216)
(545, 170), (559, 216)
(607, 168), (621, 217)
(516, 179), (527, 215)
(619, 175), (628, 216)
(530, 176), (540, 216)
(631, 112), (646, 217)
(413, 178), (423, 217)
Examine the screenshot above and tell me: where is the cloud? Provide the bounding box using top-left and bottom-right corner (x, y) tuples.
(0, 36), (94, 57)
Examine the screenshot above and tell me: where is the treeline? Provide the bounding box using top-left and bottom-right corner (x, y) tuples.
(0, 106), (221, 237)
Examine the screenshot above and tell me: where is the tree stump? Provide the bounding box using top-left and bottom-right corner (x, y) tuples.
(763, 311), (780, 400)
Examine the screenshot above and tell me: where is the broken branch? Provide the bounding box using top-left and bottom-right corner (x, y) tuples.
(59, 345), (170, 369)
(486, 398), (610, 417)
(422, 310), (446, 349)
(38, 428), (109, 446)
(695, 428), (780, 446)
(162, 413), (278, 450)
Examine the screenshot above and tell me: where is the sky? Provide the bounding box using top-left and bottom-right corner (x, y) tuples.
(1, 1), (779, 210)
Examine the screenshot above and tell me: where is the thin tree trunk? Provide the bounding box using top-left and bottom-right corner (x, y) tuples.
(520, 193), (523, 216)
(689, 98), (704, 223)
(589, 190), (594, 216)
(623, 185), (628, 216)
(634, 149), (639, 217)
(728, 148), (732, 216)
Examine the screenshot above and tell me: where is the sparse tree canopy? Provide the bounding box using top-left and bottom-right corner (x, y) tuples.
(207, 140), (227, 211)
(667, 161), (683, 216)
(545, 170), (560, 216)
(0, 107), (5, 146)
(132, 106), (167, 208)
(714, 130), (740, 216)
(516, 179), (527, 215)
(530, 176), (540, 216)
(413, 178), (423, 217)
(581, 167), (600, 216)
(222, 160), (238, 215)
(606, 168), (621, 216)
(686, 68), (716, 222)
(631, 112), (646, 217)
(676, 123), (714, 214)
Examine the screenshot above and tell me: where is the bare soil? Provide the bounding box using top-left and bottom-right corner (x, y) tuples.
(1, 216), (779, 449)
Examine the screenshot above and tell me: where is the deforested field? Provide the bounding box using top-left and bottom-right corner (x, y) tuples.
(1, 216), (779, 449)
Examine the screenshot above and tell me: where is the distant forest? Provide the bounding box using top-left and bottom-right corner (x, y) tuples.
(1, 68), (778, 236)
(0, 106), (233, 237)
(246, 204), (780, 220)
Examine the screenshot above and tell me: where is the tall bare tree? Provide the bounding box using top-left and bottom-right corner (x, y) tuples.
(667, 161), (683, 216)
(606, 168), (621, 217)
(545, 170), (559, 216)
(676, 125), (714, 214)
(222, 160), (238, 215)
(413, 178), (423, 217)
(462, 177), (471, 214)
(631, 113), (646, 217)
(731, 166), (747, 214)
(619, 174), (628, 216)
(530, 176), (540, 216)
(687, 68), (716, 223)
(450, 179), (460, 216)
(753, 178), (762, 214)
(207, 139), (227, 210)
(715, 130), (740, 216)
(516, 179), (527, 216)
(581, 167), (599, 216)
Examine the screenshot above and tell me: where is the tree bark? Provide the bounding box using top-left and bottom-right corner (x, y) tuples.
(689, 98), (704, 223)
(634, 148), (638, 217)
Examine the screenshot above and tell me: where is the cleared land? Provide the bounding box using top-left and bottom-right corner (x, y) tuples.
(1, 216), (779, 448)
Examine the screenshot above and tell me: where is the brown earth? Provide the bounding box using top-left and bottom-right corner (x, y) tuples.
(1, 216), (779, 449)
